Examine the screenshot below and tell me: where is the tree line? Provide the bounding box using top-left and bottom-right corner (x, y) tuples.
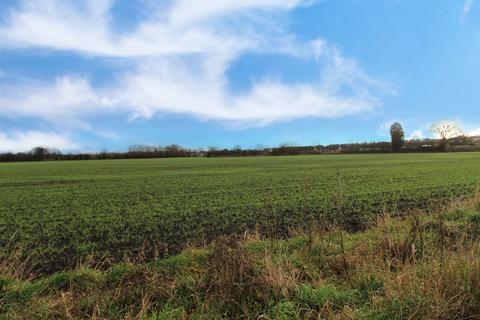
(1, 121), (478, 162)
(389, 120), (474, 153)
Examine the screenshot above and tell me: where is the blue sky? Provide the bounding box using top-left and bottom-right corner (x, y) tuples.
(0, 0), (479, 152)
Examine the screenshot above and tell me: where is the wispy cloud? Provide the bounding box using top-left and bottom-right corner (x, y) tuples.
(0, 76), (115, 128)
(470, 128), (480, 136)
(0, 42), (385, 127)
(0, 0), (305, 57)
(460, 0), (475, 23)
(0, 131), (80, 153)
(0, 0), (387, 130)
(408, 130), (423, 140)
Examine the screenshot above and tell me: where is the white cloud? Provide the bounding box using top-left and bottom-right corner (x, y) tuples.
(0, 76), (114, 127)
(468, 128), (480, 136)
(408, 130), (423, 140)
(0, 0), (387, 128)
(0, 0), (115, 54)
(167, 0), (307, 27)
(0, 0), (305, 57)
(142, 50), (378, 124)
(0, 131), (79, 153)
(460, 0), (475, 23)
(0, 42), (383, 126)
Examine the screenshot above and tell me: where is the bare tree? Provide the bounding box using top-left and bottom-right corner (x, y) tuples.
(255, 144), (265, 151)
(430, 120), (464, 151)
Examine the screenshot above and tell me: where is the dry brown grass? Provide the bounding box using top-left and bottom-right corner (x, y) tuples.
(260, 252), (302, 298)
(0, 250), (35, 281)
(3, 192), (480, 319)
(379, 247), (480, 320)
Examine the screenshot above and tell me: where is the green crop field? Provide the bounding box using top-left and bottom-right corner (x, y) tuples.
(1, 153), (480, 273)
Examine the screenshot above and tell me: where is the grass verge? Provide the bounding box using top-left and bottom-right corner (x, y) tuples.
(2, 197), (480, 319)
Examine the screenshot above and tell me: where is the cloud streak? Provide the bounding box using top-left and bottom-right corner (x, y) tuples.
(0, 131), (79, 153)
(0, 0), (304, 57)
(460, 0), (475, 23)
(0, 76), (114, 128)
(408, 130), (424, 140)
(0, 0), (387, 131)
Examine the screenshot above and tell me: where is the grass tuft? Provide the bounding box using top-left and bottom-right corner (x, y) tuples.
(2, 197), (480, 319)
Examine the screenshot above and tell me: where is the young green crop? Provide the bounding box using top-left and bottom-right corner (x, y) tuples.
(1, 153), (479, 273)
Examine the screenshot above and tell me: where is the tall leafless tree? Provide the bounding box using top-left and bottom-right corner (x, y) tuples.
(430, 120), (464, 151)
